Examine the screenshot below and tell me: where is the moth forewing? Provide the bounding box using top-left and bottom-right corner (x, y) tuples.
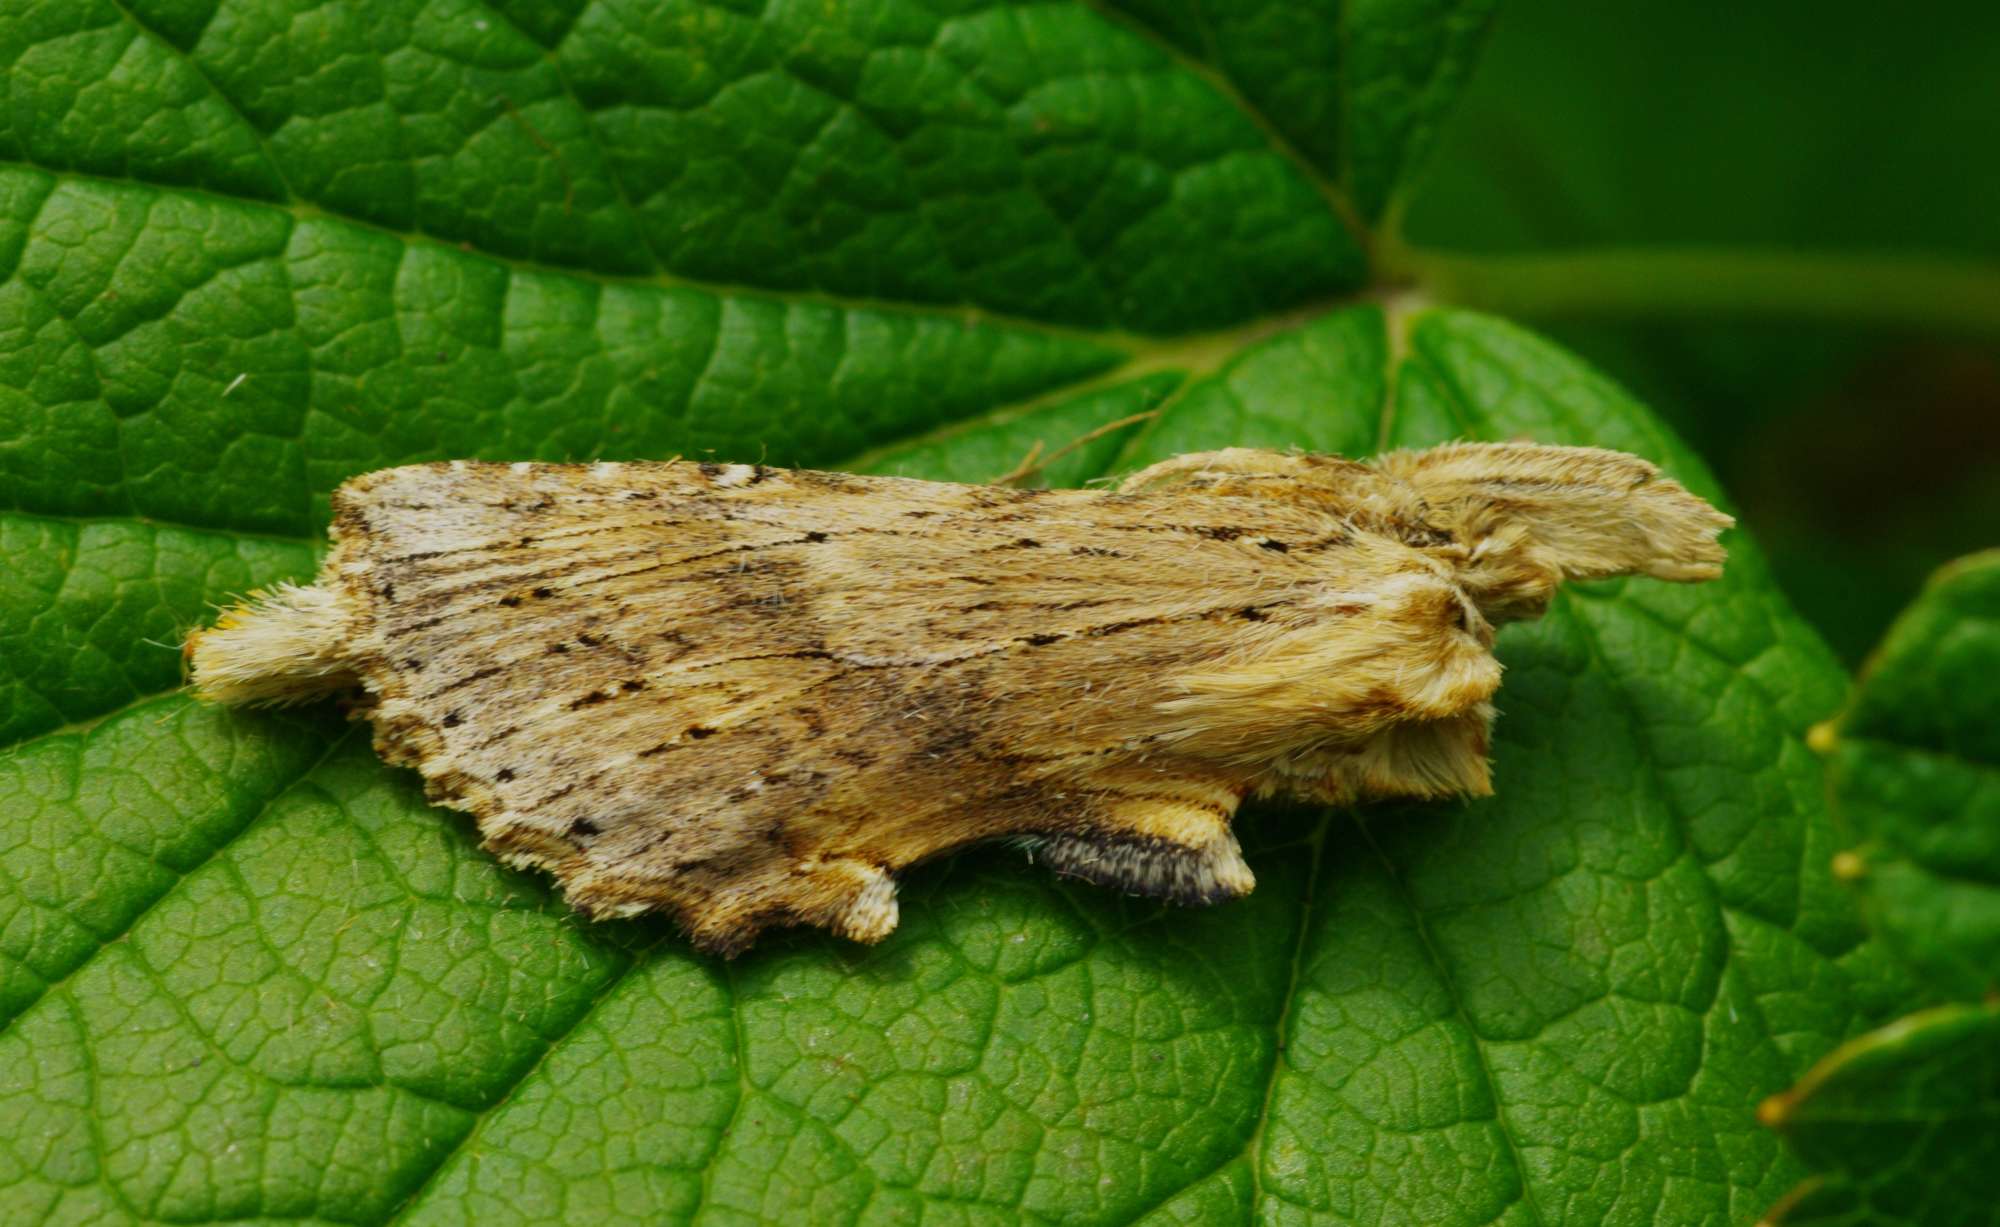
(187, 444), (1731, 954)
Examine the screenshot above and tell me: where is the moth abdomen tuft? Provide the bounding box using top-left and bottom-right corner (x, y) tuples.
(186, 582), (358, 705)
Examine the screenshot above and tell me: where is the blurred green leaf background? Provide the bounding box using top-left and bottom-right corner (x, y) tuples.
(1402, 0), (2000, 664)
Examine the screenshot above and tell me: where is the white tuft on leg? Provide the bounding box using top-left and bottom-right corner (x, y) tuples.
(831, 863), (901, 943)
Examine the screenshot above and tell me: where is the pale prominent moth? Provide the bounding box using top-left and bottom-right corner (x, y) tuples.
(186, 444), (1731, 954)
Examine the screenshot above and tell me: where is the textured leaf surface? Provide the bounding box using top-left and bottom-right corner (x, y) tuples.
(1758, 552), (2000, 1226)
(0, 2), (1907, 1224)
(1096, 0), (1497, 222)
(1819, 550), (2000, 1000)
(1760, 1003), (2000, 1227)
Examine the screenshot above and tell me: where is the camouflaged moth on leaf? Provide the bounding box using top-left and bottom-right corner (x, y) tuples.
(186, 443), (1732, 955)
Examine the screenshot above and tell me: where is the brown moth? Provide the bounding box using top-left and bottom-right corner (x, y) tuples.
(186, 444), (1731, 955)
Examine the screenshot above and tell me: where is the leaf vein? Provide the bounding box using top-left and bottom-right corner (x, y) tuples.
(0, 725), (356, 1039)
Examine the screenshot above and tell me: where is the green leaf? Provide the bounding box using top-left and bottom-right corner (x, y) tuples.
(0, 2), (1908, 1224)
(1095, 0), (1498, 223)
(1759, 1003), (2000, 1227)
(1759, 552), (2000, 1225)
(1819, 550), (2000, 1000)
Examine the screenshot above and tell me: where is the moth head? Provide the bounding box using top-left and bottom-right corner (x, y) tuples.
(1375, 441), (1735, 623)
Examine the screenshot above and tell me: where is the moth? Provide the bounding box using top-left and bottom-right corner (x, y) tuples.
(187, 443), (1731, 954)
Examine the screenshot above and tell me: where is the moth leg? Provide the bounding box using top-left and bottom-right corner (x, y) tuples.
(766, 857), (902, 946)
(987, 410), (1162, 487)
(813, 859), (902, 944)
(1034, 777), (1255, 906)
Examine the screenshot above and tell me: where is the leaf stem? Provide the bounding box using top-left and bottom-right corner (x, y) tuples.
(1395, 245), (2000, 336)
